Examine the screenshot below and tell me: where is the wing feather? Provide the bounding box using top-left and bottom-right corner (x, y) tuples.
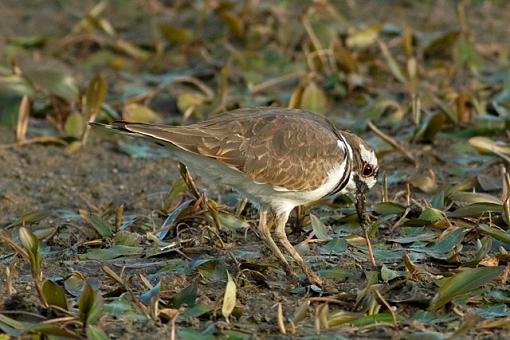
(108, 108), (347, 191)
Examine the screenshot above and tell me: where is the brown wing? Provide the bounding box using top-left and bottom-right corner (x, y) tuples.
(114, 108), (346, 191)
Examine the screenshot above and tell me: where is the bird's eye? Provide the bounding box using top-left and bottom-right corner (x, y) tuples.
(361, 163), (374, 177)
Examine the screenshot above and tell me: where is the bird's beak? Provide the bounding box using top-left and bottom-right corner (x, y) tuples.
(353, 176), (368, 224)
(355, 191), (366, 225)
(354, 175), (369, 195)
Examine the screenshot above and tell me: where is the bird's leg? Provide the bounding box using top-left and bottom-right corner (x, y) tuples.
(257, 210), (294, 276)
(273, 212), (323, 286)
(355, 192), (377, 268)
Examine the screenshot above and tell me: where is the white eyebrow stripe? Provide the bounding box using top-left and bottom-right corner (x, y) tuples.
(359, 143), (377, 166)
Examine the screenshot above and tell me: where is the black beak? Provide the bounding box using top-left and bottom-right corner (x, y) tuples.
(355, 191), (366, 224)
(353, 175), (368, 224)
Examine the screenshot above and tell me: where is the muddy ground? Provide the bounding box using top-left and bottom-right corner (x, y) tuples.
(1, 1), (510, 339)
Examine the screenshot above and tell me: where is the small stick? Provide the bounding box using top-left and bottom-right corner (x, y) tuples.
(374, 288), (398, 328)
(179, 163), (225, 248)
(382, 172), (389, 202)
(367, 120), (417, 166)
(277, 303), (286, 334)
(406, 183), (411, 206)
(355, 193), (377, 268)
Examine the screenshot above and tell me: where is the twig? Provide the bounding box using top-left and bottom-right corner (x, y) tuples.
(277, 303), (286, 334)
(308, 297), (349, 306)
(0, 136), (67, 149)
(250, 71), (305, 94)
(367, 120), (417, 166)
(373, 288), (398, 328)
(355, 193), (377, 268)
(389, 207), (411, 233)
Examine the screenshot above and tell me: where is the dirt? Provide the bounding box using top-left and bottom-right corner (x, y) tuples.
(0, 127), (177, 218)
(1, 1), (510, 339)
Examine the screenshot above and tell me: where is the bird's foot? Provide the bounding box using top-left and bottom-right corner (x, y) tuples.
(306, 270), (323, 287)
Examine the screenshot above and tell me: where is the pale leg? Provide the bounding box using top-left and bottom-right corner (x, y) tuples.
(273, 212), (323, 286)
(257, 210), (294, 276)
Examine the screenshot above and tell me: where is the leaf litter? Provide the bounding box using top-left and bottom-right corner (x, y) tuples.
(1, 1), (510, 339)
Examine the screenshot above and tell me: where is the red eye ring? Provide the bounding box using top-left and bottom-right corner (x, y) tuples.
(361, 163), (374, 177)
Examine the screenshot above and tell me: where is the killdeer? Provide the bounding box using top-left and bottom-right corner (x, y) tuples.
(92, 107), (378, 285)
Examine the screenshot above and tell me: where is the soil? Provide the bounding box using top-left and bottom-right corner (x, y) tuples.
(1, 1), (510, 339)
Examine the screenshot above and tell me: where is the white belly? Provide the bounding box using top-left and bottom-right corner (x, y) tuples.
(171, 146), (348, 216)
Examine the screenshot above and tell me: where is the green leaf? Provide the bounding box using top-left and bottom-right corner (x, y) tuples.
(320, 238), (347, 254)
(300, 82), (328, 114)
(64, 112), (84, 138)
(139, 281), (160, 305)
(86, 325), (109, 340)
(414, 112), (446, 142)
(319, 268), (352, 280)
(177, 92), (205, 113)
(0, 313), (25, 336)
(310, 213), (331, 240)
(158, 22), (192, 44)
(220, 330), (251, 340)
(214, 212), (251, 232)
(85, 75), (107, 117)
(88, 214), (114, 238)
(122, 103), (161, 123)
(418, 208), (444, 222)
(27, 69), (79, 103)
(64, 272), (85, 297)
(42, 280), (68, 310)
(449, 203), (502, 217)
(421, 228), (465, 259)
(177, 327), (215, 340)
(390, 228), (436, 244)
(456, 35), (483, 68)
(104, 297), (147, 322)
(379, 41), (406, 83)
(222, 271), (237, 322)
(381, 264), (408, 282)
(0, 96), (22, 128)
(79, 245), (144, 260)
(478, 224), (510, 245)
(429, 266), (504, 311)
(472, 237), (492, 263)
(26, 323), (80, 338)
(169, 283), (198, 308)
(19, 226), (41, 279)
(351, 312), (401, 326)
(423, 31), (461, 58)
(449, 192), (503, 205)
(374, 202), (406, 215)
(8, 210), (50, 228)
(179, 303), (212, 320)
(79, 283), (104, 324)
(0, 74), (36, 97)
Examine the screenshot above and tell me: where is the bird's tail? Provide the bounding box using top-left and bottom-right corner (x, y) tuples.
(89, 121), (136, 134)
(89, 121), (181, 149)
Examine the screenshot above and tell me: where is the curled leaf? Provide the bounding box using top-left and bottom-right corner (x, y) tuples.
(222, 271), (237, 323)
(79, 283), (104, 325)
(300, 81), (328, 114)
(469, 137), (510, 155)
(42, 280), (68, 310)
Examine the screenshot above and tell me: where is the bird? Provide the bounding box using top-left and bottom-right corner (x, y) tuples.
(91, 107), (379, 285)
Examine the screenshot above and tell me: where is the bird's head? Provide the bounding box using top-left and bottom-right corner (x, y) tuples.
(341, 132), (379, 195)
